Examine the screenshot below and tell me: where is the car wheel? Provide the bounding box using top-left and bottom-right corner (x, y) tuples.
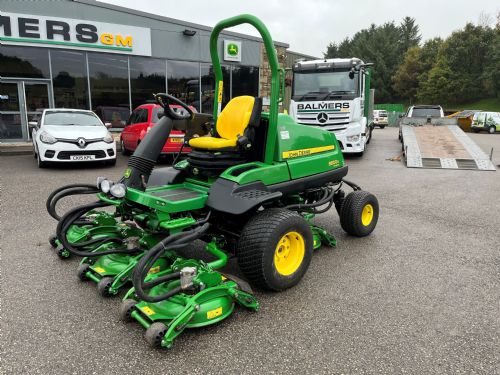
(472, 128), (480, 133)
(37, 152), (48, 168)
(380, 125), (385, 129)
(120, 139), (131, 156)
(489, 126), (495, 134)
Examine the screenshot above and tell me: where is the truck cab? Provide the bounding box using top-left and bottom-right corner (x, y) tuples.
(289, 58), (374, 155)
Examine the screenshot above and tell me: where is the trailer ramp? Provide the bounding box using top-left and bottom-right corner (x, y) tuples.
(401, 120), (495, 171)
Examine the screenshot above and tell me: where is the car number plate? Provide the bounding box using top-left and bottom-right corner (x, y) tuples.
(70, 155), (95, 161)
(169, 137), (184, 143)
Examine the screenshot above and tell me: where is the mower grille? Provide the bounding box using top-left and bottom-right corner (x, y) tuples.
(150, 188), (202, 202)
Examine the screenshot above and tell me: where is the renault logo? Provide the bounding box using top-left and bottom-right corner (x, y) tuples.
(77, 138), (86, 148)
(317, 112), (328, 124)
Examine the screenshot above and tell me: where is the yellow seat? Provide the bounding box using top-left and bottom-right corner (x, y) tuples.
(189, 96), (255, 150)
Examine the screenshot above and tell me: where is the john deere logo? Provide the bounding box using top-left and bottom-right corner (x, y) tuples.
(227, 43), (238, 56)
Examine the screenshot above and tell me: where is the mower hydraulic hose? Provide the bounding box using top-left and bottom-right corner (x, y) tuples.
(56, 201), (140, 258)
(46, 184), (99, 223)
(342, 179), (361, 191)
(132, 223), (210, 303)
(285, 187), (336, 213)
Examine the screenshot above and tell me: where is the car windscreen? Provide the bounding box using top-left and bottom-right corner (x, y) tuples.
(411, 108), (441, 117)
(293, 70), (358, 99)
(102, 108), (129, 124)
(44, 111), (102, 126)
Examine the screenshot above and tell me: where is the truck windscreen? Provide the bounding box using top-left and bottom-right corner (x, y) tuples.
(293, 70), (358, 100)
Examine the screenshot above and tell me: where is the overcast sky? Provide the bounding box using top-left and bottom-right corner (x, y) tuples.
(103, 0), (498, 56)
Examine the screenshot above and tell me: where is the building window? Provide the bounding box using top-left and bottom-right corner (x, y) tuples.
(232, 66), (259, 98)
(167, 60), (199, 110)
(200, 64), (230, 114)
(129, 56), (166, 109)
(0, 45), (50, 78)
(87, 52), (129, 111)
(50, 49), (88, 109)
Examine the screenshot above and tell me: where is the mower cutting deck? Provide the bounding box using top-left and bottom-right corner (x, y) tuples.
(47, 14), (379, 349)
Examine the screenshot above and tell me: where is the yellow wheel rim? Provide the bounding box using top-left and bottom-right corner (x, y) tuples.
(274, 231), (305, 276)
(361, 204), (374, 226)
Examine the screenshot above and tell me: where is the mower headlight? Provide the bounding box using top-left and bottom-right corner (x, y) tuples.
(100, 179), (113, 193)
(110, 183), (127, 198)
(103, 132), (114, 144)
(347, 134), (360, 143)
(40, 130), (57, 144)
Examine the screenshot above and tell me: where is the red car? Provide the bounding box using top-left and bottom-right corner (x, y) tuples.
(120, 103), (195, 157)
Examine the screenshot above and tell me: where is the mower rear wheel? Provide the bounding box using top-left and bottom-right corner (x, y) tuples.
(120, 299), (138, 322)
(145, 322), (167, 348)
(237, 209), (313, 291)
(77, 263), (91, 281)
(97, 276), (114, 297)
(340, 191), (379, 237)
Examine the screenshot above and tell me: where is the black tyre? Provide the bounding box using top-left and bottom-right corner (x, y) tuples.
(120, 299), (138, 322)
(97, 276), (114, 297)
(120, 139), (131, 156)
(77, 263), (91, 281)
(237, 209), (314, 291)
(340, 191), (379, 237)
(145, 322), (167, 348)
(55, 244), (71, 259)
(48, 234), (58, 248)
(380, 125), (385, 129)
(37, 153), (48, 168)
(489, 126), (495, 134)
(472, 128), (480, 133)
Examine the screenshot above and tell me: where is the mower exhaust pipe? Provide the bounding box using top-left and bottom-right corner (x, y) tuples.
(124, 116), (174, 191)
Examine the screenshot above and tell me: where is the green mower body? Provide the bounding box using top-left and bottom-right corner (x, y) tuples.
(49, 14), (379, 349)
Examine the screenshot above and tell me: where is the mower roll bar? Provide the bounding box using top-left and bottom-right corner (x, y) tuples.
(210, 14), (280, 165)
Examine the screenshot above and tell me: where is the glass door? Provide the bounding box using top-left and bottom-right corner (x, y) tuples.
(0, 80), (52, 141)
(24, 82), (51, 138)
(0, 82), (23, 140)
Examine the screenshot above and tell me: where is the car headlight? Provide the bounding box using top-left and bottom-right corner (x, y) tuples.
(40, 130), (57, 144)
(103, 132), (114, 143)
(347, 134), (361, 142)
(110, 183), (127, 198)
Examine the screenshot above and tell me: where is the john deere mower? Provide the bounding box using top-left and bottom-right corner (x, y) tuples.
(48, 14), (379, 348)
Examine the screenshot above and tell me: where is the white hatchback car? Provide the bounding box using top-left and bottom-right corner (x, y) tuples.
(31, 109), (116, 168)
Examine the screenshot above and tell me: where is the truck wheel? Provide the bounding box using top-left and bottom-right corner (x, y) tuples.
(489, 126), (495, 134)
(237, 209), (313, 291)
(340, 191), (379, 237)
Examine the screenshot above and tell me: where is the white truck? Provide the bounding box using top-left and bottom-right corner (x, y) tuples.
(289, 58), (374, 156)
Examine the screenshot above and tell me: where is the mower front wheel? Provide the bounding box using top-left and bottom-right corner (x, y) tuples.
(237, 209), (313, 292)
(120, 299), (138, 322)
(145, 322), (167, 348)
(97, 276), (114, 297)
(340, 191), (379, 237)
(77, 263), (90, 281)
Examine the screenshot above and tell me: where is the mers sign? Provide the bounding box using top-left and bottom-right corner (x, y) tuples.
(0, 12), (152, 56)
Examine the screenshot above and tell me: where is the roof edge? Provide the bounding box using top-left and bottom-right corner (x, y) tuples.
(73, 0), (289, 47)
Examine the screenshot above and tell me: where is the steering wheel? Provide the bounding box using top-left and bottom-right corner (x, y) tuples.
(154, 93), (194, 121)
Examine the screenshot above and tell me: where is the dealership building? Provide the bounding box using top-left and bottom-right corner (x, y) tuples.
(0, 0), (315, 142)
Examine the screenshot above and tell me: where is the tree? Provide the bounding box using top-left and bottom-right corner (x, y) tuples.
(417, 24), (495, 104)
(399, 17), (421, 54)
(392, 46), (422, 102)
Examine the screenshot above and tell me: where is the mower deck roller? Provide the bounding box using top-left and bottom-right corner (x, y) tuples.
(47, 14), (379, 349)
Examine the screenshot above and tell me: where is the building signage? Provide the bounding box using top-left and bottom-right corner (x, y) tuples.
(223, 40), (241, 62)
(0, 12), (152, 56)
